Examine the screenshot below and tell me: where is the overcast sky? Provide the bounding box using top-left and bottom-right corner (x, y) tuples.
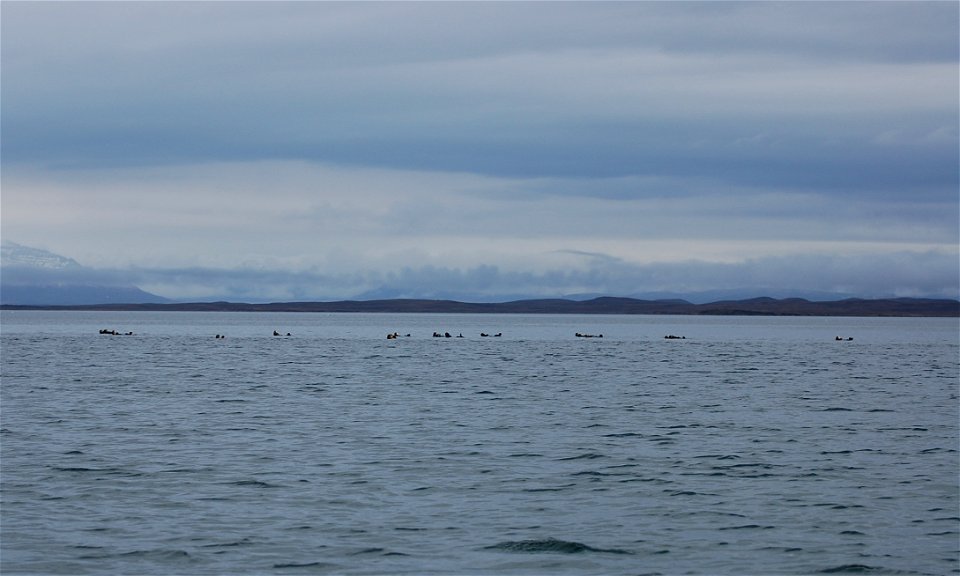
(2, 1), (957, 302)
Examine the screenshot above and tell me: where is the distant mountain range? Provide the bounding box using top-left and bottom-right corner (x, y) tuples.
(0, 284), (169, 307)
(2, 242), (957, 316)
(1, 242), (169, 306)
(4, 296), (957, 317)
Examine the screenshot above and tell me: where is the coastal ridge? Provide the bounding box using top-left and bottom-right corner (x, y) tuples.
(3, 296), (958, 317)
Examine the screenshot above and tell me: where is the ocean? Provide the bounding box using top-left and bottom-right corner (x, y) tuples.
(1, 311), (957, 575)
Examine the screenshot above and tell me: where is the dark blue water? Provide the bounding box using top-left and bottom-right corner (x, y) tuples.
(2, 312), (958, 575)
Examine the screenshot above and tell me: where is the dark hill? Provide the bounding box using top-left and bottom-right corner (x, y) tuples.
(3, 296), (957, 317)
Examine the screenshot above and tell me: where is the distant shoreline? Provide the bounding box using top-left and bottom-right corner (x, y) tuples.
(2, 297), (958, 317)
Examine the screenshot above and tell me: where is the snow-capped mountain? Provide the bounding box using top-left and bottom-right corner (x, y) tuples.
(1, 241), (168, 306)
(1, 241), (83, 270)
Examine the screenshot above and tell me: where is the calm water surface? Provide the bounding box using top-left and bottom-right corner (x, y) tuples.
(1, 311), (958, 575)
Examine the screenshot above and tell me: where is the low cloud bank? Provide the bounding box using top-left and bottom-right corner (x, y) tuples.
(4, 239), (956, 305)
(6, 251), (954, 305)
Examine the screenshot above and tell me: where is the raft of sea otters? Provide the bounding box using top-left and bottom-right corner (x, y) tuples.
(98, 329), (855, 341)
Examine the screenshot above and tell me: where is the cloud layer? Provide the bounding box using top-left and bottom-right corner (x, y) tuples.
(2, 2), (957, 301)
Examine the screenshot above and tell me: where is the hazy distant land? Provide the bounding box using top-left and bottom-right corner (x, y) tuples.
(3, 296), (958, 317)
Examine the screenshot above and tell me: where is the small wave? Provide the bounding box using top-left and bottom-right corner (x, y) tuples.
(619, 476), (672, 484)
(679, 471), (729, 478)
(483, 537), (631, 555)
(812, 503), (864, 510)
(523, 483), (576, 492)
(665, 490), (716, 497)
(557, 452), (605, 461)
(202, 538), (255, 548)
(161, 467), (211, 474)
(229, 479), (282, 488)
(675, 511), (747, 519)
(646, 436), (677, 444)
(116, 549), (191, 560)
(273, 561), (335, 569)
(819, 564), (888, 574)
(51, 466), (142, 477)
(349, 547), (407, 556)
(759, 546), (805, 553)
(717, 462), (775, 469)
(77, 552), (112, 560)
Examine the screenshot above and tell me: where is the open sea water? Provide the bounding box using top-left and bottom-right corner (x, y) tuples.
(1, 311), (957, 575)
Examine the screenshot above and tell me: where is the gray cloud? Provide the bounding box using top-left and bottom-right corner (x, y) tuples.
(3, 3), (956, 184)
(1, 3), (956, 302)
(104, 250), (960, 303)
